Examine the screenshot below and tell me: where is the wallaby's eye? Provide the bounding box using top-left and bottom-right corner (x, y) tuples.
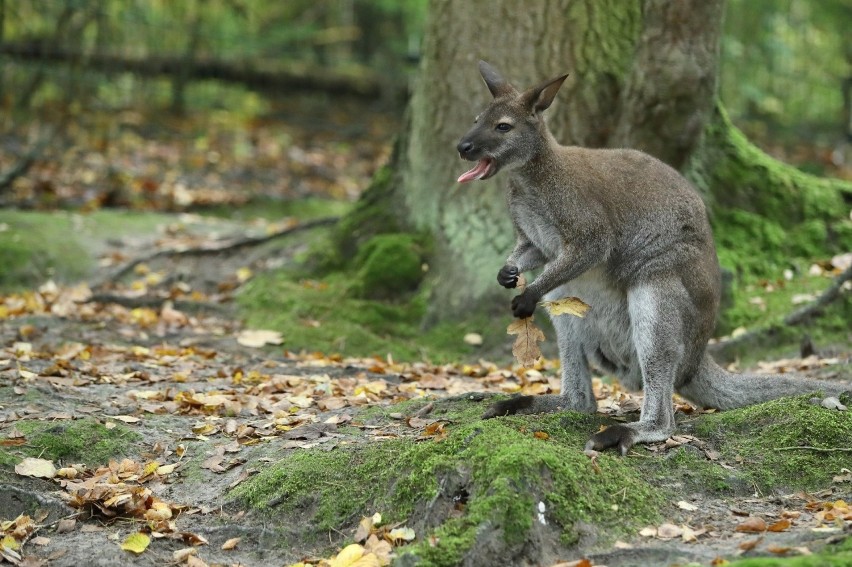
(496, 123), (512, 132)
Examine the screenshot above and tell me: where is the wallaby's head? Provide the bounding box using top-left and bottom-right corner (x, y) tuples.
(457, 61), (568, 183)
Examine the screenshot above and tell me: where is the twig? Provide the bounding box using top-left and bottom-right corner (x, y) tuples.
(775, 446), (852, 453)
(92, 216), (338, 288)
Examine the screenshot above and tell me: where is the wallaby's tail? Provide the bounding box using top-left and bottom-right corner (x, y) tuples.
(677, 354), (850, 410)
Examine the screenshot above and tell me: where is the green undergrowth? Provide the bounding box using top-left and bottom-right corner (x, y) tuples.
(237, 257), (494, 363)
(693, 394), (852, 492)
(692, 106), (852, 282)
(714, 269), (852, 359)
(0, 418), (141, 467)
(233, 407), (661, 565)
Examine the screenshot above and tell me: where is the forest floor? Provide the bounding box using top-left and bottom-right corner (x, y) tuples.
(1, 210), (850, 567)
(2, 98), (851, 566)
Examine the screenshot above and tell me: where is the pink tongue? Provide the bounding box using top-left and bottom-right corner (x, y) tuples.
(457, 158), (490, 183)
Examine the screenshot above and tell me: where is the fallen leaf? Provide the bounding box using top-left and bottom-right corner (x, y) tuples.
(533, 431), (549, 440)
(463, 333), (483, 346)
(173, 548), (197, 561)
(540, 296), (590, 318)
(767, 519), (791, 532)
(677, 500), (698, 511)
(15, 458), (57, 479)
(656, 523), (682, 539)
(120, 532), (150, 554)
(507, 317), (545, 367)
(111, 415), (141, 424)
(236, 329), (283, 348)
(386, 527), (416, 543)
(221, 537), (240, 550)
(735, 516), (767, 533)
(738, 537), (763, 551)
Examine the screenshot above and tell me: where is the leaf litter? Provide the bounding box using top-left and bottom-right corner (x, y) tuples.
(2, 265), (851, 564)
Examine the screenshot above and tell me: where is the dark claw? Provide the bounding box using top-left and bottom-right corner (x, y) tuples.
(511, 291), (538, 318)
(482, 395), (535, 418)
(497, 265), (519, 288)
(585, 424), (636, 456)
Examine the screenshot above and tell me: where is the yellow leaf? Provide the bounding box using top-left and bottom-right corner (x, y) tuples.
(143, 461), (160, 476)
(507, 317), (545, 367)
(329, 544), (366, 567)
(120, 532), (150, 554)
(540, 296), (590, 318)
(1, 535), (19, 551)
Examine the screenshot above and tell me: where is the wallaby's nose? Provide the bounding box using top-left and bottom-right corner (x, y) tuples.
(457, 140), (475, 157)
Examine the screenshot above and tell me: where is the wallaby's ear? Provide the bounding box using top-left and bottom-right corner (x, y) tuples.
(479, 60), (515, 98)
(523, 73), (569, 113)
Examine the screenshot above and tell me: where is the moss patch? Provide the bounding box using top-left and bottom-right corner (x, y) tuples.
(233, 412), (661, 565)
(4, 418), (141, 467)
(693, 395), (852, 492)
(351, 233), (426, 299)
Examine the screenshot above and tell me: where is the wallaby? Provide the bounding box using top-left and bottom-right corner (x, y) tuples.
(456, 61), (850, 455)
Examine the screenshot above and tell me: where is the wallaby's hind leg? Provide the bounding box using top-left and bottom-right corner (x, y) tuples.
(482, 316), (596, 418)
(587, 280), (684, 455)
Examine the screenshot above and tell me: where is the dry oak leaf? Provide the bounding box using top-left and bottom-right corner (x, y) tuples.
(221, 537), (240, 550)
(540, 296), (591, 318)
(507, 317), (545, 367)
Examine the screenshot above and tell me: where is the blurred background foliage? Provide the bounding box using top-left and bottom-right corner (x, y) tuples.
(1, 0), (849, 205)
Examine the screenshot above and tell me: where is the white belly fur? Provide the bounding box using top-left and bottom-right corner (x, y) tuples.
(545, 267), (642, 390)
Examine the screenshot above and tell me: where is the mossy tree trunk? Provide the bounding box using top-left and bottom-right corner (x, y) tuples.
(349, 0), (852, 324)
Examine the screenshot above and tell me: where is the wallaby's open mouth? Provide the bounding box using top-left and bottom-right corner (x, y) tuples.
(457, 157), (495, 183)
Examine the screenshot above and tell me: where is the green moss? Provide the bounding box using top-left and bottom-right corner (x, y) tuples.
(10, 418), (141, 466)
(332, 165), (402, 260)
(726, 544), (852, 566)
(694, 396), (852, 491)
(233, 413), (661, 565)
(350, 234), (426, 299)
(691, 106), (852, 282)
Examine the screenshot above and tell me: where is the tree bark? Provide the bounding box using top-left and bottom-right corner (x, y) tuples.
(363, 0), (852, 326)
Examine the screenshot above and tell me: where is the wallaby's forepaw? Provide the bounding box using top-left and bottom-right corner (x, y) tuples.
(511, 290), (539, 318)
(497, 265), (519, 288)
(585, 424), (636, 456)
(482, 395), (535, 418)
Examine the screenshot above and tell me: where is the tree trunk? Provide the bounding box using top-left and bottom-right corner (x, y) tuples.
(353, 0), (852, 325)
